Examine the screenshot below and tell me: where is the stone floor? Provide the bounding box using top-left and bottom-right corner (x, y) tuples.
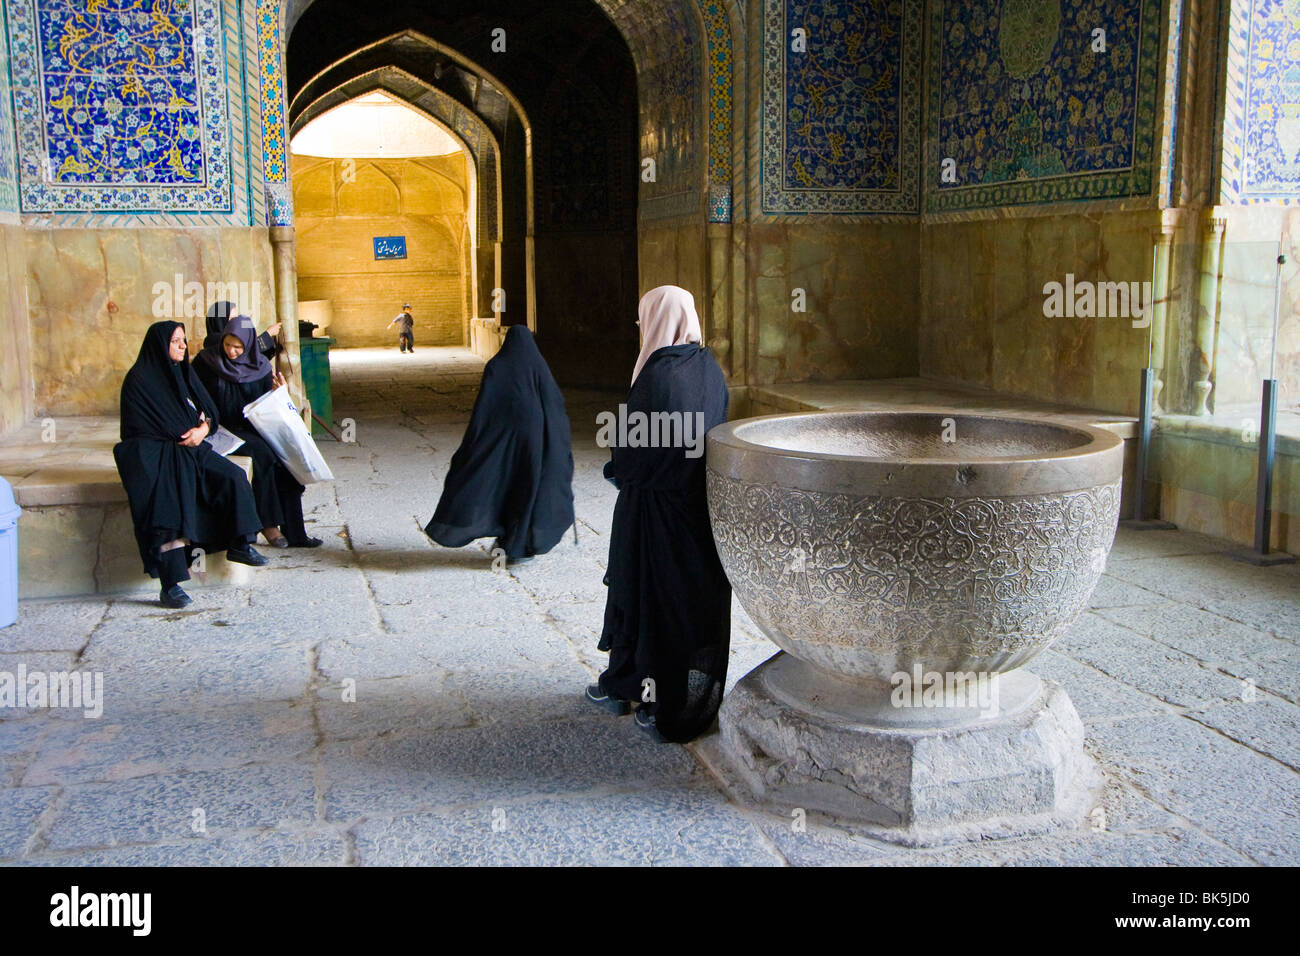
(1, 346), (1297, 866)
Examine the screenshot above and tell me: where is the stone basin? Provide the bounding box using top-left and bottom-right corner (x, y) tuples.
(705, 409), (1124, 686)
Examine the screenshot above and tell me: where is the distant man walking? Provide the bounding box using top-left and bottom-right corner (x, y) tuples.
(387, 303), (415, 353)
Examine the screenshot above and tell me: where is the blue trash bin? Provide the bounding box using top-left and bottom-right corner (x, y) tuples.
(0, 476), (20, 628)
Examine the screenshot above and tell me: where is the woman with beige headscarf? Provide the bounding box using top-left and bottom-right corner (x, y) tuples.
(586, 285), (732, 743)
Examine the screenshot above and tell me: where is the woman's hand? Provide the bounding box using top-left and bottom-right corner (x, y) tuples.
(267, 322), (283, 338)
(272, 370), (287, 389)
(179, 420), (210, 447)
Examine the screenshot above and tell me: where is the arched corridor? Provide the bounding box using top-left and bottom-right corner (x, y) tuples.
(285, 0), (645, 388)
(291, 92), (478, 350)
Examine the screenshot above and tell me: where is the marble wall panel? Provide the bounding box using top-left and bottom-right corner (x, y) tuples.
(746, 222), (919, 384)
(25, 227), (277, 417)
(1155, 431), (1298, 552)
(1210, 205), (1300, 408)
(920, 219), (995, 386)
(0, 225), (32, 436)
(920, 208), (1161, 414)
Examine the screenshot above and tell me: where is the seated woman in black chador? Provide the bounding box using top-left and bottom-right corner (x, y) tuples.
(586, 285), (732, 743)
(114, 321), (268, 609)
(194, 315), (322, 550)
(424, 325), (574, 564)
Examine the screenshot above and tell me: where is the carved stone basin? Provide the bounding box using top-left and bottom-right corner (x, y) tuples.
(702, 409), (1123, 842)
(706, 409), (1124, 685)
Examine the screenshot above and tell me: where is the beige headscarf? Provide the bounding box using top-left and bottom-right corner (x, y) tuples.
(632, 285), (702, 385)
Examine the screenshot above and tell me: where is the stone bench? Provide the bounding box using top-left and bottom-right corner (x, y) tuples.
(0, 417), (255, 598)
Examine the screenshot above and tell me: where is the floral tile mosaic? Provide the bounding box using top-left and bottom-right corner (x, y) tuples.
(761, 0), (923, 216)
(1233, 0), (1300, 203)
(6, 0), (234, 214)
(0, 22), (19, 215)
(926, 0), (1161, 212)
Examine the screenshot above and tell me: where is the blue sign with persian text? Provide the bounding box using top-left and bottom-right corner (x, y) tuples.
(373, 236), (407, 260)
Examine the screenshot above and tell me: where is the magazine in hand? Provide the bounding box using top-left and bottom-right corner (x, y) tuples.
(203, 425), (246, 457)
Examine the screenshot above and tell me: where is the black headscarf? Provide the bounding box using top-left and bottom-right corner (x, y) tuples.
(424, 325), (574, 558)
(120, 320), (219, 441)
(203, 300), (237, 351)
(194, 315), (272, 385)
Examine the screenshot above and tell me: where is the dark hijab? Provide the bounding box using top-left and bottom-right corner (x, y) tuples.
(195, 315), (272, 385)
(120, 320), (219, 441)
(203, 300), (237, 351)
(424, 325), (574, 558)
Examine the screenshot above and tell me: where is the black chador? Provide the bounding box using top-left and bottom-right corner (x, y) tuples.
(113, 321), (263, 599)
(424, 325), (574, 560)
(194, 315), (318, 547)
(598, 342), (731, 743)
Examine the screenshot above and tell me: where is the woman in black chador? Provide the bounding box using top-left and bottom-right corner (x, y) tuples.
(424, 325), (574, 563)
(586, 285), (732, 743)
(194, 314), (322, 549)
(114, 321), (267, 609)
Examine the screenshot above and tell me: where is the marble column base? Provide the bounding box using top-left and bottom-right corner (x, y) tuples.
(706, 652), (1100, 847)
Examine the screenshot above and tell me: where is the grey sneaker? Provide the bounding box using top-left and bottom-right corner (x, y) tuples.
(585, 684), (631, 716)
(635, 706), (665, 742)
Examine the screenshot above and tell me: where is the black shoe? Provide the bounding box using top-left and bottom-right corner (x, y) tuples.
(265, 535), (290, 549)
(635, 706), (665, 742)
(287, 536), (323, 548)
(226, 545), (269, 567)
(160, 584), (192, 609)
(585, 684), (631, 716)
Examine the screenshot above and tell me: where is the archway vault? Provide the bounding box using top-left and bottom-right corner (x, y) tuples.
(261, 0), (737, 227)
(293, 66), (505, 243)
(290, 96), (480, 347)
(284, 29), (530, 235)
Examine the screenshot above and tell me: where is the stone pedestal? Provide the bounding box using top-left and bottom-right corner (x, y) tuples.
(710, 652), (1100, 847)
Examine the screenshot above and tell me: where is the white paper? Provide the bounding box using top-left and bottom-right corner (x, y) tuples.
(203, 425), (246, 457)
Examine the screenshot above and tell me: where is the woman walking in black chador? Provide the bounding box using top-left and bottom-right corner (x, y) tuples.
(424, 324), (574, 564)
